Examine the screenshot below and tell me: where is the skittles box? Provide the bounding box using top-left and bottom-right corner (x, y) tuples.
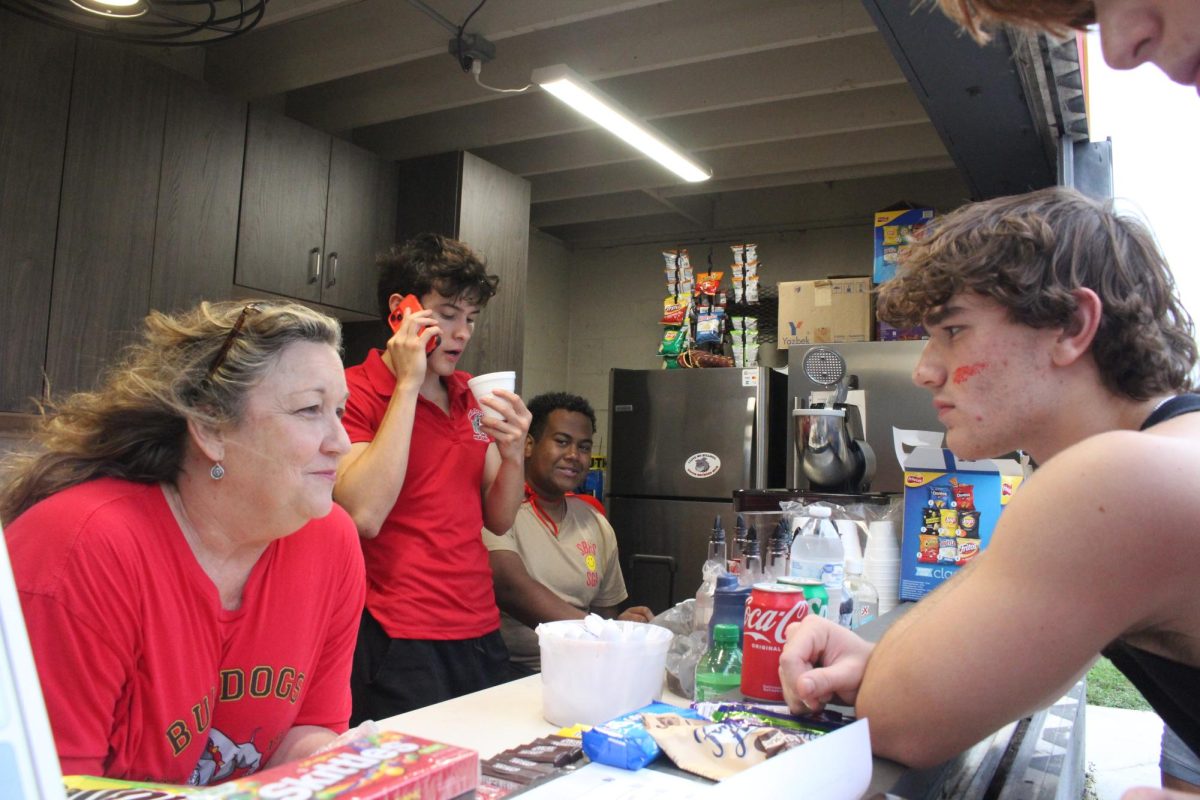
(66, 732), (478, 799)
(899, 447), (1026, 601)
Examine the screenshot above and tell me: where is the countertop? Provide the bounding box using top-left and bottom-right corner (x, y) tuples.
(376, 606), (1084, 799)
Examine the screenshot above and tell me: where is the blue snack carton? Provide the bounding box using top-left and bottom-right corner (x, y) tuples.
(900, 447), (1025, 601)
(873, 206), (935, 286)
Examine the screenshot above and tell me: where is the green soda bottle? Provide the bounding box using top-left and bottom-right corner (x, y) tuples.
(694, 623), (743, 702)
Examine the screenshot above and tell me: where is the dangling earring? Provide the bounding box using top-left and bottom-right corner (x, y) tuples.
(210, 462), (226, 481)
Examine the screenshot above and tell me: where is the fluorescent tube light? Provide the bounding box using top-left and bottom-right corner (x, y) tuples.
(532, 64), (711, 183)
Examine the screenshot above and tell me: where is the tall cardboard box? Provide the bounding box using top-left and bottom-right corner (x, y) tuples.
(777, 277), (872, 349)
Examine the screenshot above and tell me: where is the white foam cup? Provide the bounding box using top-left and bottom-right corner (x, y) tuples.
(468, 371), (516, 419)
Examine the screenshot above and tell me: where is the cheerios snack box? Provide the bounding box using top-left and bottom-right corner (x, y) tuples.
(900, 447), (1026, 601)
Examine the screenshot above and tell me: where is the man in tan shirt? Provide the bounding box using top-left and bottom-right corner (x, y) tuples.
(484, 392), (652, 673)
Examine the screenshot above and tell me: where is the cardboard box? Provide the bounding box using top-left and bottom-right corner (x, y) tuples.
(65, 731), (481, 799)
(899, 448), (1025, 601)
(873, 206), (935, 285)
(777, 277), (872, 349)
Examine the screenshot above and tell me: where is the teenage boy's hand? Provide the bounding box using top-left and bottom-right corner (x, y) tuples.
(478, 389), (532, 462)
(386, 308), (440, 390)
(779, 615), (874, 713)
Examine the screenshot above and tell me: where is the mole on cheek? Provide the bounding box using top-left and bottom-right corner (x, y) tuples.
(953, 362), (988, 384)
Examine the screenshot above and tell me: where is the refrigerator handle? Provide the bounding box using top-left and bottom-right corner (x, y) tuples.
(747, 389), (764, 490)
(630, 554), (676, 608)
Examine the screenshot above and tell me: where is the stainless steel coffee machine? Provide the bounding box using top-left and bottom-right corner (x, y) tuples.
(793, 347), (876, 493)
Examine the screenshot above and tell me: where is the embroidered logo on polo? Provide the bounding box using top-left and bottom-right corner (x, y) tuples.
(468, 408), (490, 442)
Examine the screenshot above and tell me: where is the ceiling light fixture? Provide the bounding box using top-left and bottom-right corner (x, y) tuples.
(68, 0), (146, 18)
(0, 0), (267, 45)
(531, 64), (711, 183)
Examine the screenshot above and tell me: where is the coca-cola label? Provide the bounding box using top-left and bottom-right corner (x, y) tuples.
(743, 597), (808, 646)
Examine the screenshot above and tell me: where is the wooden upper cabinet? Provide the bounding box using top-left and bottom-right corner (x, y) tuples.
(237, 107), (398, 316)
(237, 106), (330, 304)
(150, 72), (247, 314)
(322, 139), (398, 315)
(0, 11), (73, 411)
(46, 39), (169, 397)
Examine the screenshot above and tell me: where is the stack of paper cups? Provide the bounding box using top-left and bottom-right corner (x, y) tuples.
(864, 520), (900, 613)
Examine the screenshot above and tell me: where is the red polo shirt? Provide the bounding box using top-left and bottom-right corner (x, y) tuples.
(342, 349), (499, 639)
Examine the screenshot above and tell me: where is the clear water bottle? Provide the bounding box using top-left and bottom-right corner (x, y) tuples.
(843, 557), (879, 630)
(694, 516), (727, 632)
(789, 505), (844, 622)
(694, 623), (743, 702)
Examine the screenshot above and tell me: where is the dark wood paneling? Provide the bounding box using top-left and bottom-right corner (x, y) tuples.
(0, 12), (74, 411)
(394, 152), (462, 243)
(456, 152), (531, 383)
(46, 39), (169, 396)
(237, 106), (330, 303)
(150, 72), (247, 313)
(323, 139), (394, 315)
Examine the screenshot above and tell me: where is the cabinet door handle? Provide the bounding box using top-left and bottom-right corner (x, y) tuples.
(325, 252), (338, 288)
(307, 247), (322, 285)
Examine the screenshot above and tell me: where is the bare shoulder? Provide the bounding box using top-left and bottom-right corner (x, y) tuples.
(984, 424), (1200, 623)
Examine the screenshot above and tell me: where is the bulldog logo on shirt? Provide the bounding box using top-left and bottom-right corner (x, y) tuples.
(469, 408), (491, 442)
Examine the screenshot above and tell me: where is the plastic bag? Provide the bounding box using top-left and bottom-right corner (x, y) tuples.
(651, 600), (708, 699)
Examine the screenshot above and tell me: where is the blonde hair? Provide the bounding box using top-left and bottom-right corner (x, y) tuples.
(0, 300), (341, 524)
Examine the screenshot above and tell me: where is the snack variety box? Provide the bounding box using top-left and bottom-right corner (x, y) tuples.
(873, 206), (934, 286)
(65, 731), (478, 800)
(899, 447), (1025, 601)
(776, 277), (872, 349)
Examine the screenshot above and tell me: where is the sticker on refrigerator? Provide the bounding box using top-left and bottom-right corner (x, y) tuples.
(684, 452), (721, 478)
(741, 369), (758, 387)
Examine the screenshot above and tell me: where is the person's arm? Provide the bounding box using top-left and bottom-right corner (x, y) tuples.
(265, 725), (339, 766)
(784, 431), (1196, 768)
(489, 549), (587, 626)
(334, 311), (438, 538)
(593, 604), (655, 622)
(478, 389), (531, 534)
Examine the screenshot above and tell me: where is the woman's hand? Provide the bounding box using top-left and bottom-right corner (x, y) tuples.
(779, 615), (875, 714)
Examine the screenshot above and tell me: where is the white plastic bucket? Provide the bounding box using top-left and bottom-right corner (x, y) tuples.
(536, 619), (673, 726)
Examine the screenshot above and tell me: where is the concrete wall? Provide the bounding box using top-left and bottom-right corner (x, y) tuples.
(522, 222), (876, 445)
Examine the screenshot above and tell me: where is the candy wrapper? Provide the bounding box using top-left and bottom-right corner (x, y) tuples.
(581, 702), (703, 771)
(642, 714), (809, 781)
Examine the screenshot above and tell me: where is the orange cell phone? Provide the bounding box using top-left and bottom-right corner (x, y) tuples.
(388, 294), (439, 354)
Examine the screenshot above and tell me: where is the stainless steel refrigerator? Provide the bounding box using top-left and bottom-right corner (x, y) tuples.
(607, 367), (788, 612)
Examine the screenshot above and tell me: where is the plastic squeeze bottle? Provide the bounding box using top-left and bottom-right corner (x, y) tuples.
(694, 623), (743, 702)
(693, 516), (726, 632)
(789, 505), (844, 622)
(738, 525), (763, 588)
(843, 557), (879, 630)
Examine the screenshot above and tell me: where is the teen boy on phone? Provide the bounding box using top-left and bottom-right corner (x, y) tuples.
(334, 233), (531, 721)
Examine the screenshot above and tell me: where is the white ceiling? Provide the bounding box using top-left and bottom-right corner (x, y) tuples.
(197, 0), (1071, 247)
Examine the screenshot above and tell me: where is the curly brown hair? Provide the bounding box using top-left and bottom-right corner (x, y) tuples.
(877, 187), (1196, 400)
(0, 300), (341, 524)
(935, 0), (1095, 42)
(376, 232), (499, 320)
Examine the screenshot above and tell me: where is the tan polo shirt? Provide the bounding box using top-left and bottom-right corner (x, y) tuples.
(484, 497), (628, 670)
